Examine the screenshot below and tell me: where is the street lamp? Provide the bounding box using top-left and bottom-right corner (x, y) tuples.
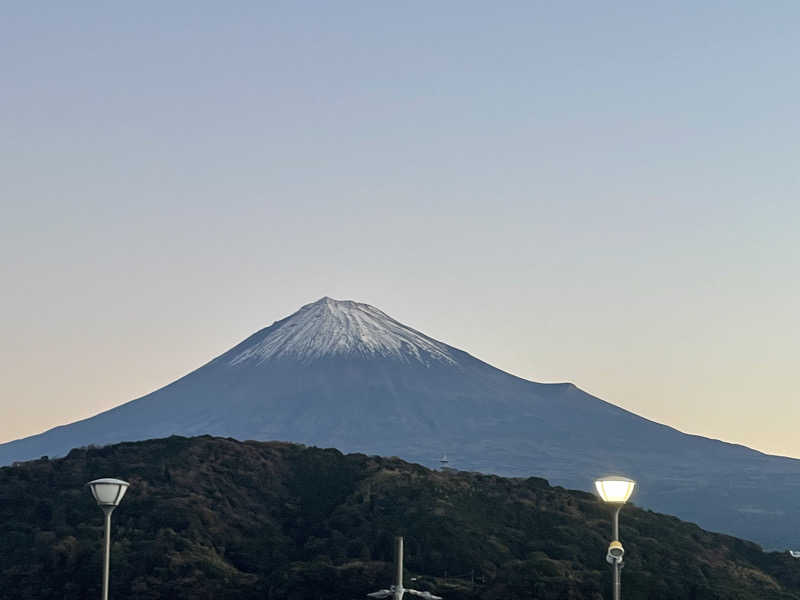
(594, 476), (635, 600)
(87, 478), (129, 600)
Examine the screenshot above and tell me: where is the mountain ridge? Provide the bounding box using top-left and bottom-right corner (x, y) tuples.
(2, 435), (800, 600)
(2, 297), (800, 550)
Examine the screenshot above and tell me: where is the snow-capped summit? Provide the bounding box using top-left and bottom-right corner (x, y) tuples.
(226, 297), (459, 366)
(4, 296), (800, 550)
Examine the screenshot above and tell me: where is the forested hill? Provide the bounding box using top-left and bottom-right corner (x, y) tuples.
(0, 436), (799, 600)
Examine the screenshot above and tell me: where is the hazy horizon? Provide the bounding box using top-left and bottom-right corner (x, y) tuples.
(2, 2), (798, 457)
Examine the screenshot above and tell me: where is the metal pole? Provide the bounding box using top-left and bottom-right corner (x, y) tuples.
(394, 536), (404, 600)
(612, 506), (621, 600)
(102, 506), (114, 600)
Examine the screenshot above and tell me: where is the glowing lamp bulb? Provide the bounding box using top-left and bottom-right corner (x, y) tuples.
(594, 476), (636, 504)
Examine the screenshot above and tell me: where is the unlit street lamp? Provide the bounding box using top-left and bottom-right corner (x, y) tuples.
(87, 478), (129, 600)
(595, 476), (636, 600)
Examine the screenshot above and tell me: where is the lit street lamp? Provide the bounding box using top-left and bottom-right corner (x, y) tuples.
(595, 476), (636, 600)
(87, 478), (130, 600)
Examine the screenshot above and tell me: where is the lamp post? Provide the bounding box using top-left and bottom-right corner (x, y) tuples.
(87, 478), (129, 600)
(367, 536), (443, 600)
(594, 476), (636, 600)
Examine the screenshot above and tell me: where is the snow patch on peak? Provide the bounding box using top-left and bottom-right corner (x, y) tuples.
(228, 297), (459, 366)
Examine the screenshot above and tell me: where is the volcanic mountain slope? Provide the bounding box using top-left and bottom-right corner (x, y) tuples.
(2, 436), (800, 600)
(2, 297), (800, 549)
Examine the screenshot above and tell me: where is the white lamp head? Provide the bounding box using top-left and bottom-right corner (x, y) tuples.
(87, 478), (130, 507)
(594, 476), (636, 504)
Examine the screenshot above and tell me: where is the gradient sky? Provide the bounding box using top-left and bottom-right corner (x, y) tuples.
(2, 2), (799, 457)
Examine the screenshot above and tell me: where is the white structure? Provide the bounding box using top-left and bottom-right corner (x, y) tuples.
(789, 550), (800, 558)
(368, 537), (442, 600)
(87, 478), (130, 600)
(438, 454), (457, 472)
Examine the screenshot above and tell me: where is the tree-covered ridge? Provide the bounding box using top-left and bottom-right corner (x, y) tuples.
(0, 435), (798, 599)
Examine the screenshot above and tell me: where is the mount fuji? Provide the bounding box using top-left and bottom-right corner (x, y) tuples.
(3, 297), (800, 549)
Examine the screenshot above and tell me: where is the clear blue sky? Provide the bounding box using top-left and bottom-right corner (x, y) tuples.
(2, 2), (799, 456)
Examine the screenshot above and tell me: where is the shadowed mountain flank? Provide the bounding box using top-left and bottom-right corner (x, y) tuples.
(2, 297), (800, 549)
